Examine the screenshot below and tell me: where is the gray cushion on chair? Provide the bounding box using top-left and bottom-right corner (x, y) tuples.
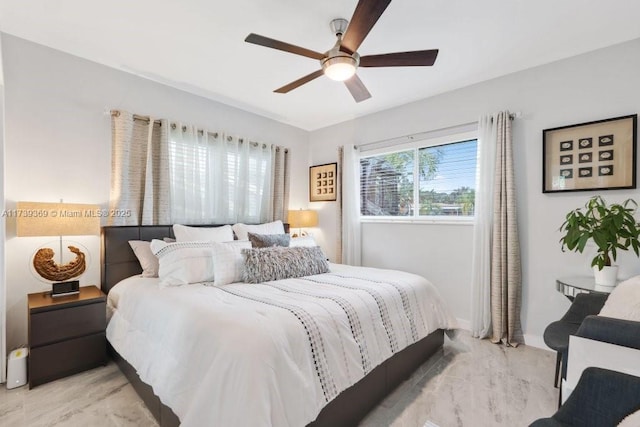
(529, 367), (640, 427)
(577, 315), (640, 350)
(543, 293), (608, 380)
(560, 293), (609, 323)
(543, 321), (580, 353)
(543, 321), (580, 381)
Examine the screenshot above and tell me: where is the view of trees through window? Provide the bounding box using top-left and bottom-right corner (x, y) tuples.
(360, 139), (478, 217)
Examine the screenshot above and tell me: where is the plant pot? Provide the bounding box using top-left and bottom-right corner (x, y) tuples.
(593, 265), (618, 287)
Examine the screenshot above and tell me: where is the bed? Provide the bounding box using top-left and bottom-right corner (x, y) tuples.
(102, 225), (457, 427)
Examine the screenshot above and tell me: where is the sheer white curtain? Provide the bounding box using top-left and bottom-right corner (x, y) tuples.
(341, 144), (362, 265)
(168, 123), (277, 224)
(220, 135), (275, 224)
(471, 114), (498, 338)
(168, 123), (214, 223)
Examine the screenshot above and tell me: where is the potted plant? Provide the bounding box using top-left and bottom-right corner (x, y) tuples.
(559, 196), (640, 287)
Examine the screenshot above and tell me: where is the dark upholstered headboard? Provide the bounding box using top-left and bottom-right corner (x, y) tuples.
(101, 223), (289, 294)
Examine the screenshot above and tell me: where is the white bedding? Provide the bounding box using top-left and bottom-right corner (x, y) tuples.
(106, 263), (457, 427)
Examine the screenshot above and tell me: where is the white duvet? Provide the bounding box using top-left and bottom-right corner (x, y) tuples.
(106, 263), (457, 427)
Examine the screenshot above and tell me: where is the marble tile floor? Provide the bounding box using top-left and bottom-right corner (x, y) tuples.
(0, 361), (157, 427)
(0, 331), (557, 426)
(360, 331), (558, 427)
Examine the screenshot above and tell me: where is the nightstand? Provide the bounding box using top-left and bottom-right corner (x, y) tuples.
(28, 285), (107, 388)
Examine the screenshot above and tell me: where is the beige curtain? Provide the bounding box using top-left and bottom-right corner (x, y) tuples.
(270, 146), (290, 223)
(490, 112), (523, 346)
(336, 146), (344, 262)
(109, 111), (170, 225)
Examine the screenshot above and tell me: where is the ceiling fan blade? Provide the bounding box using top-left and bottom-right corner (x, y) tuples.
(245, 33), (326, 60)
(344, 74), (372, 103)
(360, 49), (439, 67)
(341, 0), (392, 54)
(274, 69), (325, 94)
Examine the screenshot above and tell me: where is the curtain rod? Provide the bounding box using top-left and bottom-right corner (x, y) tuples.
(355, 112), (521, 151)
(110, 109), (288, 153)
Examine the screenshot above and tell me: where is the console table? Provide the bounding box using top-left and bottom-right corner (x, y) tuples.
(556, 276), (614, 301)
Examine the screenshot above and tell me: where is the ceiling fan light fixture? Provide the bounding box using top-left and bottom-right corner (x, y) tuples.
(245, 2), (439, 102)
(322, 56), (357, 81)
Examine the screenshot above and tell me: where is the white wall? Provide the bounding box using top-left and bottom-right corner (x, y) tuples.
(308, 38), (640, 347)
(2, 34), (309, 352)
(4, 33), (640, 353)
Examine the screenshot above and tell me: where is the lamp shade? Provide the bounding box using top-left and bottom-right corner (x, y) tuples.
(287, 209), (318, 228)
(16, 201), (101, 237)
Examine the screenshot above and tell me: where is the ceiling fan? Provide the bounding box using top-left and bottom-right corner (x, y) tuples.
(244, 0), (439, 102)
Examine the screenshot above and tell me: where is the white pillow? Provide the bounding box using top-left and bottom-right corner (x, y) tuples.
(173, 224), (234, 243)
(232, 220), (285, 241)
(599, 275), (640, 321)
(209, 241), (252, 286)
(290, 236), (317, 247)
(618, 409), (640, 427)
(149, 239), (216, 287)
(128, 240), (159, 278)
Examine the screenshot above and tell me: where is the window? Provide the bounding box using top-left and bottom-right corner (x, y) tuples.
(167, 130), (275, 224)
(360, 138), (478, 219)
(109, 111), (289, 227)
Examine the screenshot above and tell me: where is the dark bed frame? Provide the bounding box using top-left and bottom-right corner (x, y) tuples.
(101, 225), (445, 427)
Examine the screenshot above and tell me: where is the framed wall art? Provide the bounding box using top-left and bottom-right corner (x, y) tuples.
(542, 114), (637, 193)
(309, 163), (337, 202)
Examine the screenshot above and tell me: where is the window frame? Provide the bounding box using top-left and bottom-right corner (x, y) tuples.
(359, 130), (478, 225)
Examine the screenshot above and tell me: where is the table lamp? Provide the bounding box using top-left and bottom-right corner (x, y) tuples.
(16, 201), (100, 294)
(287, 209), (318, 237)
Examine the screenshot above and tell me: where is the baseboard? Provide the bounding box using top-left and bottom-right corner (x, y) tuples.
(454, 318), (548, 351)
(523, 334), (547, 351)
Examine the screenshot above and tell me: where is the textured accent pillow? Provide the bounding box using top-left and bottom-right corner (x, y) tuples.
(149, 239), (216, 287)
(128, 240), (159, 278)
(173, 224), (234, 243)
(289, 236), (317, 247)
(209, 241), (252, 286)
(248, 232), (291, 248)
(599, 275), (640, 321)
(242, 246), (329, 284)
(232, 220), (285, 241)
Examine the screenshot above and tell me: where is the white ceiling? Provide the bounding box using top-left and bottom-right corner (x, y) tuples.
(1, 1), (640, 130)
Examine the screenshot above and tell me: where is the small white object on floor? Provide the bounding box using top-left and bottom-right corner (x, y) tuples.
(423, 421), (440, 427)
(6, 347), (28, 389)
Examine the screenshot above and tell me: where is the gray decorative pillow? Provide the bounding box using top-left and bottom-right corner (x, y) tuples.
(242, 246), (329, 283)
(248, 232), (291, 248)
